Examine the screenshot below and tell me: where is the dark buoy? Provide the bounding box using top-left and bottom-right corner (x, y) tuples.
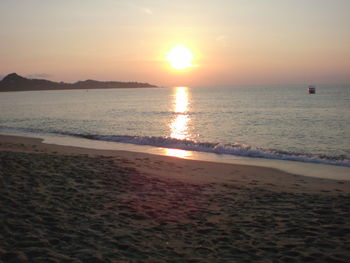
(308, 85), (316, 94)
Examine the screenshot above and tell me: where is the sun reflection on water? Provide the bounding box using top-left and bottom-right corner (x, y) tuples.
(163, 148), (192, 158)
(170, 87), (191, 140)
(166, 87), (193, 158)
(174, 87), (189, 113)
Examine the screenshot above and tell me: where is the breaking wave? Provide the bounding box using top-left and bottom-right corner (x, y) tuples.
(75, 134), (350, 167)
(1, 127), (349, 167)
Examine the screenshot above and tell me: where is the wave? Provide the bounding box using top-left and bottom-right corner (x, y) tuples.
(75, 134), (350, 167)
(1, 127), (349, 167)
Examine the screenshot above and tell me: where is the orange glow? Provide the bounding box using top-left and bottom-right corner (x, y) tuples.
(166, 45), (194, 70)
(170, 87), (191, 140)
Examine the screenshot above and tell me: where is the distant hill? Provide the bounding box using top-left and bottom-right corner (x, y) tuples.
(0, 73), (157, 92)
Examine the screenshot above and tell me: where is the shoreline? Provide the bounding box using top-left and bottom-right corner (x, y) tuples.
(1, 134), (349, 194)
(1, 134), (350, 262)
(2, 131), (350, 181)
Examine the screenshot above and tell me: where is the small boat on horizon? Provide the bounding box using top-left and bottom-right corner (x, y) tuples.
(308, 85), (316, 94)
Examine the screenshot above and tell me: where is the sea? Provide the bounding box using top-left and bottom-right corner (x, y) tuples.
(1, 85), (349, 179)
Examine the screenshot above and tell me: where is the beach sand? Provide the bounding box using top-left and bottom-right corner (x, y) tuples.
(0, 135), (349, 262)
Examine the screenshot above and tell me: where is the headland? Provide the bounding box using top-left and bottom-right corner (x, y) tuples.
(0, 73), (157, 92)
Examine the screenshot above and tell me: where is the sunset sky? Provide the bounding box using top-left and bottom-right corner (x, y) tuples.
(1, 0), (349, 87)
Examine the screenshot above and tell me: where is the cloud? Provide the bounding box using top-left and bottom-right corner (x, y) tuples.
(26, 73), (51, 79)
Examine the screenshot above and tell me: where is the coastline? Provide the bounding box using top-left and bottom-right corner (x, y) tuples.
(1, 134), (350, 262)
(1, 134), (349, 192)
(4, 130), (349, 181)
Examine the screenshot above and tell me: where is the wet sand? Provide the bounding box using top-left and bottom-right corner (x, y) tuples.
(0, 134), (349, 262)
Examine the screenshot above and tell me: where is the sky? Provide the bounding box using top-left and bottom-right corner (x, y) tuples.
(1, 0), (350, 87)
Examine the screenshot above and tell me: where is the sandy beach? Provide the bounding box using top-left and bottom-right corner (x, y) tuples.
(0, 134), (349, 262)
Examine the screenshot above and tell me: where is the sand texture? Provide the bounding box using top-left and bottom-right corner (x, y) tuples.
(0, 135), (350, 262)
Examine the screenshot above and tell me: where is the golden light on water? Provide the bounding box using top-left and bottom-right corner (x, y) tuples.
(170, 87), (191, 140)
(170, 114), (190, 140)
(163, 148), (192, 159)
(174, 86), (188, 113)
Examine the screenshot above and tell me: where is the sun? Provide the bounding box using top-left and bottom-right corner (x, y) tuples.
(166, 45), (194, 70)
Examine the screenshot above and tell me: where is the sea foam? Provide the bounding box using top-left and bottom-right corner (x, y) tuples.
(1, 128), (349, 167)
(81, 134), (350, 167)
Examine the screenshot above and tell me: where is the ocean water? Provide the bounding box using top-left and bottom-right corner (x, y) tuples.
(0, 85), (349, 167)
